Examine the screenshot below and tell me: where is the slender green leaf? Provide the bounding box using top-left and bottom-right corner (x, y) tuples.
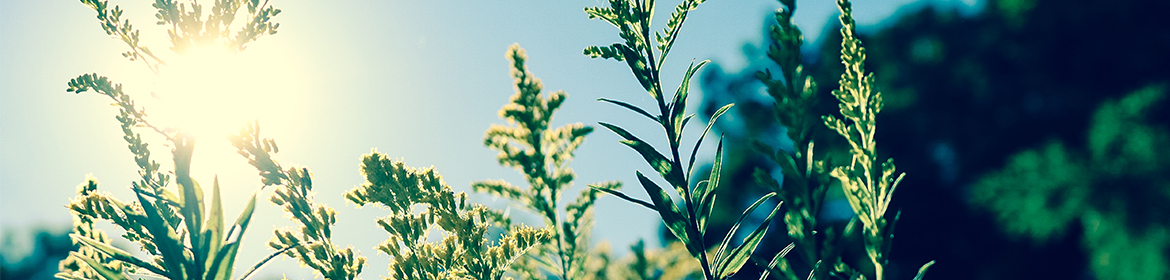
(718, 202), (783, 279)
(636, 171), (696, 256)
(599, 122), (681, 188)
(134, 192), (187, 276)
(754, 243), (795, 280)
(202, 177), (225, 274)
(238, 243), (302, 280)
(614, 43), (653, 93)
(229, 192), (258, 240)
(207, 241), (240, 280)
(912, 260), (936, 280)
(591, 184), (655, 210)
(670, 60), (708, 139)
(599, 97), (658, 122)
(687, 103), (733, 178)
(714, 192), (777, 266)
(72, 234), (169, 277)
(70, 252), (130, 280)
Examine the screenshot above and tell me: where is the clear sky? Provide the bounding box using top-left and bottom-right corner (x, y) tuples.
(0, 0), (980, 278)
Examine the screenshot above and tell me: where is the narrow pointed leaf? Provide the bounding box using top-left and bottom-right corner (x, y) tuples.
(912, 260), (936, 280)
(599, 122), (681, 188)
(714, 192), (778, 266)
(228, 192), (258, 240)
(591, 185), (655, 210)
(704, 137), (724, 202)
(598, 97), (658, 122)
(238, 243), (302, 280)
(70, 252), (130, 280)
(72, 234), (169, 277)
(202, 177), (225, 272)
(636, 171), (696, 256)
(718, 202), (783, 278)
(614, 43), (653, 93)
(207, 241), (240, 280)
(687, 103), (733, 177)
(755, 243), (795, 280)
(670, 60), (708, 138)
(134, 192), (187, 276)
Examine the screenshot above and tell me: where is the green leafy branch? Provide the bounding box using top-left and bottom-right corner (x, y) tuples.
(748, 0), (858, 279)
(472, 44), (620, 280)
(818, 1), (933, 279)
(231, 123), (366, 280)
(58, 1), (295, 279)
(584, 1), (784, 279)
(61, 72), (270, 280)
(346, 152), (553, 280)
(151, 0), (281, 53)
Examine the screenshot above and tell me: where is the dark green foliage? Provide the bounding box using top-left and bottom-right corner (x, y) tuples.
(973, 85), (1170, 280)
(584, 1), (785, 279)
(749, 0), (843, 278)
(346, 152), (552, 280)
(472, 44), (619, 280)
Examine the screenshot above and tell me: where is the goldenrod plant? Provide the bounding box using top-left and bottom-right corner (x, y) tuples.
(583, 0), (785, 279)
(231, 123), (366, 280)
(345, 153), (553, 280)
(471, 44), (621, 280)
(57, 0), (284, 279)
(750, 0), (842, 279)
(804, 1), (933, 279)
(55, 0), (936, 279)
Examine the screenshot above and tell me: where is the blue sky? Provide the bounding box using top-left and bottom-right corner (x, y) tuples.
(1, 0), (981, 278)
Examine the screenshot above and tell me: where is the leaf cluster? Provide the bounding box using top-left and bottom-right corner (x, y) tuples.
(60, 73), (266, 280)
(346, 152), (552, 280)
(748, 1), (859, 279)
(231, 123), (366, 280)
(471, 44), (620, 280)
(57, 1), (297, 279)
(584, 1), (785, 279)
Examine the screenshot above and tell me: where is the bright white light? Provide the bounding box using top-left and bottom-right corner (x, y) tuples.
(137, 41), (307, 199)
(151, 45), (263, 139)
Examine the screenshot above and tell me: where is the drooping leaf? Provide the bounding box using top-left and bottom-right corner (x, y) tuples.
(590, 184), (654, 211)
(599, 122), (681, 188)
(599, 97), (658, 122)
(636, 171), (696, 256)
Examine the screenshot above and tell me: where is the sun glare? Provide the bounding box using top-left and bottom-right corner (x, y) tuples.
(136, 42), (307, 195)
(152, 45), (262, 139)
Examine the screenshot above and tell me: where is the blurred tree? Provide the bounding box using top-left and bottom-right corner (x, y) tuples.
(972, 85), (1170, 280)
(698, 0), (1170, 279)
(1, 225), (73, 280)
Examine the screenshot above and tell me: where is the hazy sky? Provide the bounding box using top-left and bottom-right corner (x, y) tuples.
(0, 0), (980, 278)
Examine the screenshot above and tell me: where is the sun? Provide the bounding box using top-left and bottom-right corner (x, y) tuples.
(152, 45), (264, 139)
(140, 42), (307, 188)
